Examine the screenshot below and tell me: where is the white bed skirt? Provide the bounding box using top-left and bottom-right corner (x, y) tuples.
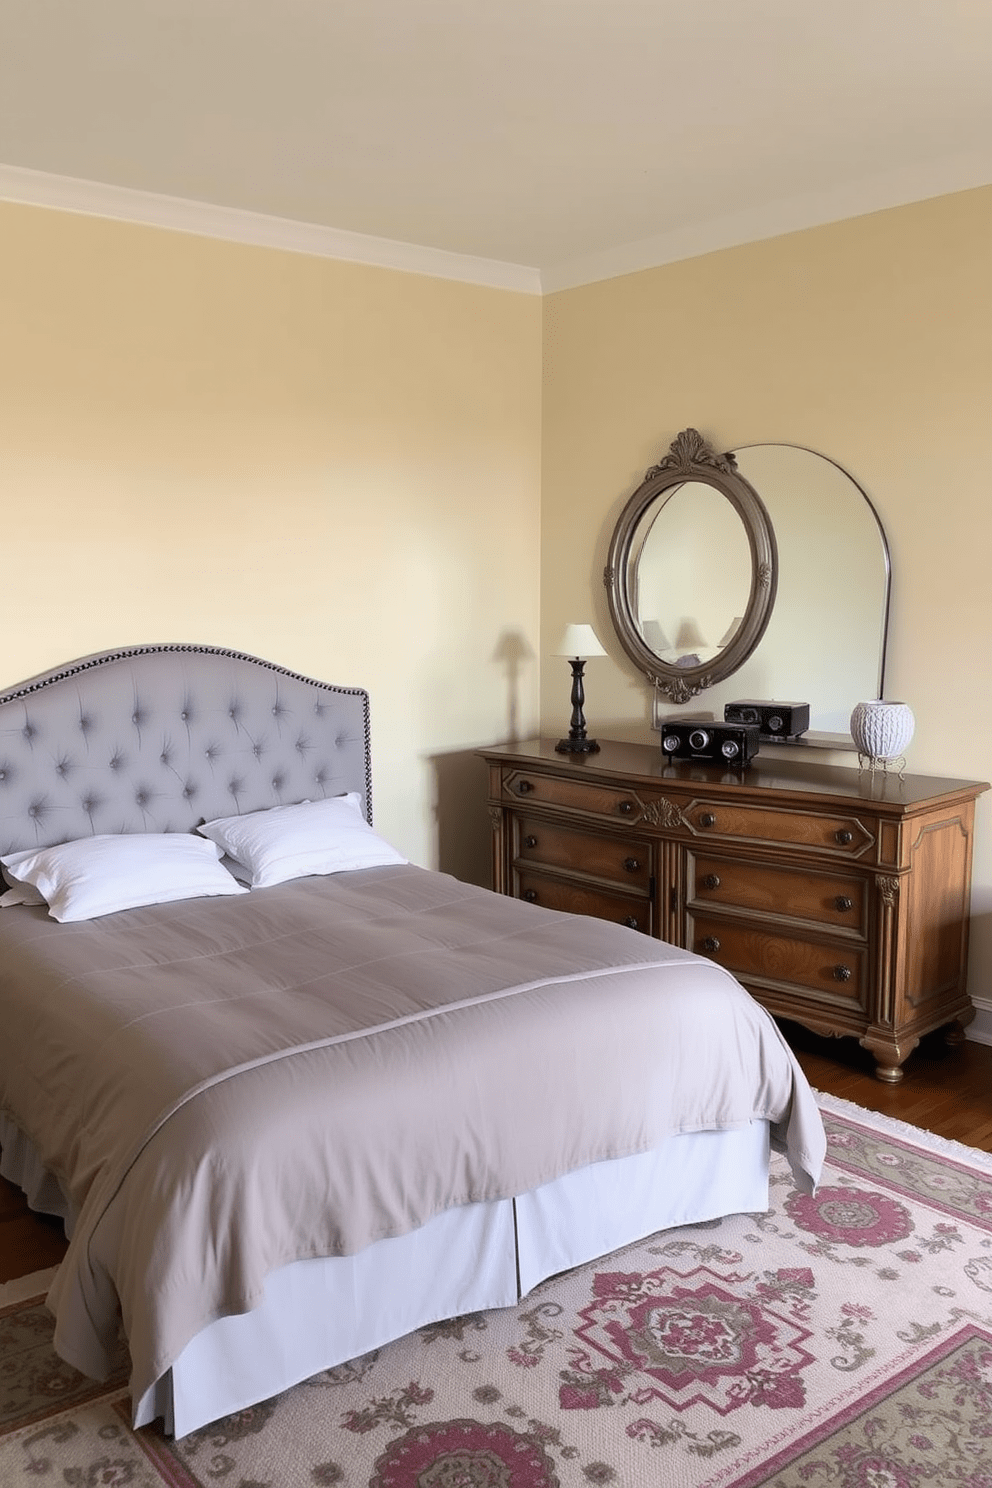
(0, 1114), (770, 1438)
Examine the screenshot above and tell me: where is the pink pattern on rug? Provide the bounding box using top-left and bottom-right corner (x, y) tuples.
(787, 1185), (913, 1246)
(370, 1416), (561, 1486)
(564, 1264), (815, 1415)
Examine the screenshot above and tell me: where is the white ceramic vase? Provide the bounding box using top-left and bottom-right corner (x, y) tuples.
(850, 700), (915, 762)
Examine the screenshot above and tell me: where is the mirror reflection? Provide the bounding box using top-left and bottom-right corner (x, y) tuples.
(633, 482), (752, 668)
(726, 445), (889, 733)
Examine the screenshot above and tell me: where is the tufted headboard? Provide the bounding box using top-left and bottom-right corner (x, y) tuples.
(0, 644), (372, 858)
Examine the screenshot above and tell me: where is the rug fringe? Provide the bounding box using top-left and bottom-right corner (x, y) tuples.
(814, 1090), (992, 1172)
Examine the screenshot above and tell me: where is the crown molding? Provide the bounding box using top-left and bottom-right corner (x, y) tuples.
(0, 163), (542, 295)
(3, 151), (991, 299)
(541, 148), (992, 292)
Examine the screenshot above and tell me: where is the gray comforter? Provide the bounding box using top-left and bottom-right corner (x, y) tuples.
(0, 863), (825, 1405)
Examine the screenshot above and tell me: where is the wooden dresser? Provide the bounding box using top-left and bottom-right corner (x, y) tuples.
(479, 738), (988, 1082)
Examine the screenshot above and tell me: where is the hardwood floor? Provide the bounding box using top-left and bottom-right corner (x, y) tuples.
(3, 1027), (991, 1286)
(0, 1175), (71, 1285)
(780, 1021), (992, 1149)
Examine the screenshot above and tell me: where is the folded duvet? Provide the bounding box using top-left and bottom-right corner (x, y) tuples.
(0, 863), (825, 1405)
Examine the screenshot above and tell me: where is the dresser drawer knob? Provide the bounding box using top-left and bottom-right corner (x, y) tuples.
(522, 889), (538, 903)
(832, 964), (852, 982)
(835, 829), (853, 845)
(523, 835), (538, 849)
(517, 779), (534, 795)
(699, 812), (717, 828)
(623, 856), (641, 872)
(617, 799), (635, 815)
(703, 873), (721, 890)
(622, 915), (640, 929)
(835, 895), (853, 912)
(702, 935), (721, 953)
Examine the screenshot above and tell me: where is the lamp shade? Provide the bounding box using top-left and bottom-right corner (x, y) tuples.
(641, 619), (672, 654)
(674, 617), (707, 651)
(555, 623), (607, 659)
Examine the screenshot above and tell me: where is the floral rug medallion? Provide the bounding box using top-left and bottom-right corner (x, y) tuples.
(3, 1093), (992, 1486)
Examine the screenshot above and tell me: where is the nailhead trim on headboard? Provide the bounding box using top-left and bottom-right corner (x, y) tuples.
(0, 643), (374, 857)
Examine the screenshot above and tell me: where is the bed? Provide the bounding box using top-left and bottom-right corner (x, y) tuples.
(0, 643), (826, 1438)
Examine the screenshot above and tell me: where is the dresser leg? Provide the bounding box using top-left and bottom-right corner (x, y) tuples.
(943, 1015), (974, 1046)
(860, 1032), (919, 1084)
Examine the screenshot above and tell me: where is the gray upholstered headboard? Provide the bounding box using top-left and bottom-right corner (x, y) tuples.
(0, 644), (372, 859)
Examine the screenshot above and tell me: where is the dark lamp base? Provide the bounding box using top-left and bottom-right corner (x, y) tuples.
(555, 736), (600, 754)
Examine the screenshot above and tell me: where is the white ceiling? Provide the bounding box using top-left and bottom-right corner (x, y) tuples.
(2, 0), (991, 292)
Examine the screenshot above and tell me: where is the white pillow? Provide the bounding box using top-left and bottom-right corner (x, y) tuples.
(197, 792), (407, 889)
(1, 833), (248, 923)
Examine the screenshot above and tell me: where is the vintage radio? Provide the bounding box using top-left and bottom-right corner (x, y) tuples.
(659, 720), (760, 766)
(723, 700), (810, 740)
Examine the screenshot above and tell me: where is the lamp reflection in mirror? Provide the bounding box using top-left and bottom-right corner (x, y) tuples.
(673, 616), (707, 669)
(641, 619), (672, 657)
(554, 623), (606, 755)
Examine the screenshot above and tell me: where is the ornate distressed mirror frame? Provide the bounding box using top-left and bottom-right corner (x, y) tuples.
(604, 428), (777, 704)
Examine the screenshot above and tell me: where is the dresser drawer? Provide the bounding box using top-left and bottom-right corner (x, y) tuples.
(688, 912), (868, 1010)
(514, 815), (652, 892)
(500, 768), (646, 824)
(514, 868), (653, 934)
(689, 852), (867, 934)
(683, 799), (874, 858)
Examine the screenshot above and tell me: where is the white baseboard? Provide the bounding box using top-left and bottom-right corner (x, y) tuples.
(967, 999), (992, 1046)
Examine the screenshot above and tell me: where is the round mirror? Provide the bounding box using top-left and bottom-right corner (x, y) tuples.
(731, 443), (890, 732)
(632, 481), (753, 668)
(605, 429), (777, 704)
(604, 429), (891, 730)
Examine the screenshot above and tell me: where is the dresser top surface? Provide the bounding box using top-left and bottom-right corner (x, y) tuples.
(479, 737), (989, 812)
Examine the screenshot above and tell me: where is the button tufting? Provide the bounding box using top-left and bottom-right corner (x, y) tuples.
(180, 711), (188, 721)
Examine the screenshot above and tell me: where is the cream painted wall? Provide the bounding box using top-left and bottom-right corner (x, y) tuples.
(3, 186), (991, 1020)
(0, 202), (543, 877)
(541, 186), (992, 1013)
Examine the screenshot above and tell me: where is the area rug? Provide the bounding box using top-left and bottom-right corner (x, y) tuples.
(4, 1093), (992, 1487)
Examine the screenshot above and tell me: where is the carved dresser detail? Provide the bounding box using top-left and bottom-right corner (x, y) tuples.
(479, 738), (988, 1083)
